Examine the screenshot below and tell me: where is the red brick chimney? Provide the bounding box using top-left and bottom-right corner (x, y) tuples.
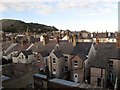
(56, 36), (59, 44)
(96, 36), (99, 45)
(116, 33), (120, 47)
(43, 34), (49, 45)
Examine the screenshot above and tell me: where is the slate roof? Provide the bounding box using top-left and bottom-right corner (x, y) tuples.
(30, 36), (40, 43)
(39, 51), (49, 57)
(53, 51), (63, 58)
(21, 50), (33, 57)
(73, 42), (92, 60)
(90, 43), (120, 69)
(54, 41), (74, 54)
(33, 73), (47, 79)
(5, 43), (31, 55)
(2, 41), (12, 51)
(49, 78), (80, 87)
(30, 41), (57, 54)
(2, 75), (10, 81)
(53, 42), (92, 60)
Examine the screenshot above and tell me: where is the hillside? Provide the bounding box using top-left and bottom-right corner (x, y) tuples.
(1, 19), (58, 33)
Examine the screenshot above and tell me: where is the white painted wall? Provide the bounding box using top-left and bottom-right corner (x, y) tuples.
(40, 35), (44, 42)
(12, 56), (18, 63)
(62, 35), (69, 40)
(12, 52), (34, 64)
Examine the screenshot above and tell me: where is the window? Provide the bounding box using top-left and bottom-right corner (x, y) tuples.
(108, 73), (114, 82)
(22, 55), (24, 59)
(108, 61), (113, 68)
(52, 58), (56, 64)
(64, 56), (68, 61)
(11, 54), (12, 57)
(74, 61), (78, 67)
(37, 56), (40, 59)
(74, 74), (78, 78)
(38, 60), (40, 62)
(109, 61), (113, 64)
(97, 78), (101, 86)
(74, 74), (78, 82)
(109, 64), (113, 67)
(53, 69), (56, 74)
(64, 66), (68, 72)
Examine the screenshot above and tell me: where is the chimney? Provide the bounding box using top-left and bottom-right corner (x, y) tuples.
(66, 30), (70, 36)
(116, 33), (120, 47)
(105, 31), (108, 38)
(96, 36), (99, 45)
(11, 37), (16, 43)
(68, 36), (73, 42)
(26, 26), (30, 44)
(72, 34), (77, 46)
(43, 34), (49, 45)
(59, 31), (62, 39)
(56, 36), (59, 44)
(21, 39), (24, 46)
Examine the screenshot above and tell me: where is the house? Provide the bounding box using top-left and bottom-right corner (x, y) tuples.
(29, 37), (58, 73)
(3, 43), (32, 60)
(47, 35), (92, 83)
(86, 42), (120, 89)
(2, 41), (14, 60)
(70, 55), (84, 83)
(12, 50), (34, 64)
(48, 51), (64, 78)
(69, 42), (92, 83)
(92, 32), (116, 43)
(34, 51), (49, 72)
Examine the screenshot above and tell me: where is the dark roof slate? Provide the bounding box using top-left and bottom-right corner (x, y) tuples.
(39, 51), (49, 57)
(73, 42), (92, 60)
(53, 51), (63, 58)
(21, 50), (33, 56)
(90, 43), (120, 69)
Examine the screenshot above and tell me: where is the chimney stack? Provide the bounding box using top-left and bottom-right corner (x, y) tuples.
(43, 34), (49, 45)
(116, 33), (120, 47)
(59, 31), (62, 39)
(68, 36), (73, 42)
(96, 36), (99, 45)
(56, 36), (59, 44)
(72, 34), (77, 46)
(26, 26), (31, 44)
(21, 39), (24, 46)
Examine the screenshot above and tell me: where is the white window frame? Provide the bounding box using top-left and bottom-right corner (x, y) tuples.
(53, 69), (56, 75)
(74, 73), (78, 82)
(64, 56), (68, 62)
(74, 60), (78, 67)
(64, 66), (68, 72)
(52, 58), (56, 64)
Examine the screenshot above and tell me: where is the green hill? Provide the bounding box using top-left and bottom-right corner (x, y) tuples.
(1, 19), (58, 33)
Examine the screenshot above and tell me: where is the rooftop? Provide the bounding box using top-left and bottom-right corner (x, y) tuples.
(33, 73), (47, 79)
(49, 78), (80, 87)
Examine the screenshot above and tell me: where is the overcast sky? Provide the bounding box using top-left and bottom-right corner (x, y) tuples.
(0, 0), (119, 32)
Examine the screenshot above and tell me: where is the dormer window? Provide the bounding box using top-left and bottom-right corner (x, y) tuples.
(53, 69), (56, 75)
(52, 58), (56, 64)
(108, 61), (113, 68)
(64, 66), (68, 72)
(74, 60), (78, 67)
(22, 55), (24, 59)
(64, 56), (68, 61)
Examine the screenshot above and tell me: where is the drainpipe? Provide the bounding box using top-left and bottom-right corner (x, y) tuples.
(50, 56), (52, 77)
(114, 77), (118, 90)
